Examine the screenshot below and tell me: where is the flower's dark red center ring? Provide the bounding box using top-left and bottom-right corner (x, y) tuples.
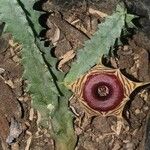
(82, 73), (124, 112)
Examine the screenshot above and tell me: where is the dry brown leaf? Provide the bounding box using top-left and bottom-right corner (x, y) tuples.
(111, 119), (124, 135)
(139, 90), (149, 102)
(52, 24), (60, 46)
(9, 40), (18, 47)
(89, 8), (108, 18)
(58, 50), (75, 71)
(0, 68), (5, 74)
(112, 143), (121, 150)
(4, 79), (15, 89)
(25, 131), (32, 150)
(72, 23), (91, 38)
(11, 143), (19, 150)
(46, 20), (61, 46)
(29, 108), (34, 121)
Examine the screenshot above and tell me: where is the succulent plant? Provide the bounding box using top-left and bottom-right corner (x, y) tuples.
(64, 4), (149, 118)
(0, 1), (77, 149)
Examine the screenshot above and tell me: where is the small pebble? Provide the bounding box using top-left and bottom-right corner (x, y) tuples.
(126, 142), (134, 150)
(135, 109), (141, 114)
(143, 106), (149, 111)
(6, 118), (22, 144)
(112, 143), (120, 150)
(0, 68), (5, 74)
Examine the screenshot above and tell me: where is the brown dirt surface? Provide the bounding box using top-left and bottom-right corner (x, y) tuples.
(0, 0), (150, 150)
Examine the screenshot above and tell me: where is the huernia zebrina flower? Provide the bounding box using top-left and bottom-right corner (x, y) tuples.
(67, 64), (148, 117)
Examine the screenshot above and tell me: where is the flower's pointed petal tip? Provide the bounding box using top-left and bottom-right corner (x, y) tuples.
(134, 81), (150, 89)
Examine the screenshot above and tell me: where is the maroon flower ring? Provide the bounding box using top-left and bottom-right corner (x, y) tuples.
(82, 73), (124, 112)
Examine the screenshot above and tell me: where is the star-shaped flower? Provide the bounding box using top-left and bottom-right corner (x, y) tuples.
(68, 65), (147, 117)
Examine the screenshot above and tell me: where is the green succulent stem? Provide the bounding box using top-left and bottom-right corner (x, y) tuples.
(0, 0), (77, 149)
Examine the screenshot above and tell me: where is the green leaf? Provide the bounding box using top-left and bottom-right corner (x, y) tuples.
(64, 4), (127, 85)
(125, 14), (137, 28)
(0, 0), (59, 115)
(20, 0), (77, 148)
(18, 0), (64, 80)
(18, 0), (41, 36)
(0, 0), (77, 149)
(51, 87), (77, 150)
(36, 40), (65, 81)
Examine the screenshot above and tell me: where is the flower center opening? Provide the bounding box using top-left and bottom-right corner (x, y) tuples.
(97, 85), (109, 97)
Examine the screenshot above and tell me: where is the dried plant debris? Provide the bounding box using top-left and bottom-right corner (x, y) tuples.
(58, 50), (75, 71)
(0, 68), (5, 74)
(46, 13), (89, 55)
(6, 118), (22, 144)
